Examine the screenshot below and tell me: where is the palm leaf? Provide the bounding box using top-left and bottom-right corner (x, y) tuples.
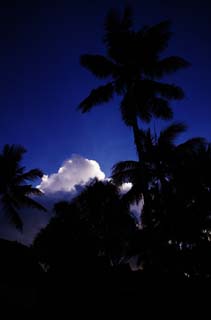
(158, 122), (187, 147)
(152, 81), (185, 100)
(0, 144), (47, 230)
(112, 161), (141, 186)
(143, 20), (172, 54)
(14, 185), (44, 196)
(154, 56), (190, 77)
(104, 8), (133, 64)
(112, 161), (139, 174)
(78, 83), (114, 113)
(177, 137), (207, 154)
(15, 168), (43, 184)
(2, 144), (26, 163)
(112, 168), (138, 186)
(120, 93), (136, 126)
(121, 6), (133, 31)
(80, 54), (117, 78)
(148, 97), (173, 120)
(136, 104), (152, 123)
(1, 194), (23, 230)
(17, 195), (47, 212)
(104, 8), (121, 34)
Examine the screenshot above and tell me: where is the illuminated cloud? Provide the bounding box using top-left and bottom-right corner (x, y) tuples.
(0, 155), (142, 245)
(38, 154), (105, 194)
(119, 182), (143, 224)
(119, 182), (133, 194)
(0, 155), (106, 245)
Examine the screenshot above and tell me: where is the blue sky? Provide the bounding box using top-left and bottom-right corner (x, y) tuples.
(0, 0), (211, 178)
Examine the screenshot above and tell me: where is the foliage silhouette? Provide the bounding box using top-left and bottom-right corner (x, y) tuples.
(112, 126), (211, 277)
(79, 7), (189, 159)
(0, 144), (46, 230)
(33, 179), (136, 277)
(2, 6), (211, 311)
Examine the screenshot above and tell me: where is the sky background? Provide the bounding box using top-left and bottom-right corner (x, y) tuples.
(0, 0), (211, 178)
(0, 0), (211, 242)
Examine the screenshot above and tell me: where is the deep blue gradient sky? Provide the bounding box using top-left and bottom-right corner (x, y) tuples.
(1, 0), (211, 177)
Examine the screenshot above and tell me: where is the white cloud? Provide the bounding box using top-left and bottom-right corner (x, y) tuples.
(119, 182), (133, 194)
(38, 154), (105, 194)
(130, 199), (144, 226)
(0, 155), (144, 245)
(0, 155), (106, 245)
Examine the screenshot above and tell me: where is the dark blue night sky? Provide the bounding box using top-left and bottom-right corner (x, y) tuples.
(0, 0), (211, 177)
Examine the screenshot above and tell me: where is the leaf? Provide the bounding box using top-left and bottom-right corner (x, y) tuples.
(144, 20), (172, 54)
(80, 54), (117, 78)
(78, 83), (114, 113)
(154, 56), (190, 77)
(15, 168), (43, 184)
(112, 161), (141, 186)
(1, 194), (23, 231)
(158, 122), (187, 147)
(17, 195), (47, 212)
(149, 97), (173, 120)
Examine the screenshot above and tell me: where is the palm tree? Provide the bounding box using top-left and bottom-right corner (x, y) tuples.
(78, 7), (189, 160)
(112, 122), (205, 228)
(112, 124), (211, 274)
(0, 144), (47, 230)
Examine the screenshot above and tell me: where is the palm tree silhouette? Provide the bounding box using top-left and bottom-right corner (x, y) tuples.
(0, 144), (46, 230)
(112, 123), (205, 229)
(112, 125), (211, 274)
(79, 7), (189, 159)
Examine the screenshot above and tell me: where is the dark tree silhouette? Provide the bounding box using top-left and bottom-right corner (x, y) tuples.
(33, 179), (136, 277)
(112, 122), (190, 225)
(112, 124), (211, 276)
(79, 7), (189, 159)
(0, 144), (46, 230)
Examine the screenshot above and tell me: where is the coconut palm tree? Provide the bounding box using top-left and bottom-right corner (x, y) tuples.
(112, 122), (206, 228)
(79, 7), (189, 159)
(112, 125), (210, 274)
(0, 144), (46, 230)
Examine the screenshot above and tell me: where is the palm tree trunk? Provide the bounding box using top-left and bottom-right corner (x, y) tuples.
(132, 117), (142, 162)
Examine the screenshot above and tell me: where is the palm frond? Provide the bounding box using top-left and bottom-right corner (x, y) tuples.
(177, 137), (207, 154)
(112, 168), (138, 186)
(153, 81), (185, 100)
(78, 83), (114, 113)
(143, 20), (172, 54)
(1, 194), (23, 230)
(16, 168), (43, 183)
(112, 161), (138, 175)
(2, 144), (26, 163)
(14, 185), (44, 196)
(120, 93), (137, 126)
(121, 6), (133, 31)
(80, 54), (117, 78)
(154, 56), (190, 77)
(104, 8), (133, 64)
(17, 195), (47, 212)
(149, 97), (173, 120)
(104, 8), (121, 34)
(136, 104), (152, 123)
(112, 161), (141, 187)
(158, 122), (187, 147)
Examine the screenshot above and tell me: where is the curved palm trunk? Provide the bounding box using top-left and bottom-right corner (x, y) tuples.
(132, 117), (142, 162)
